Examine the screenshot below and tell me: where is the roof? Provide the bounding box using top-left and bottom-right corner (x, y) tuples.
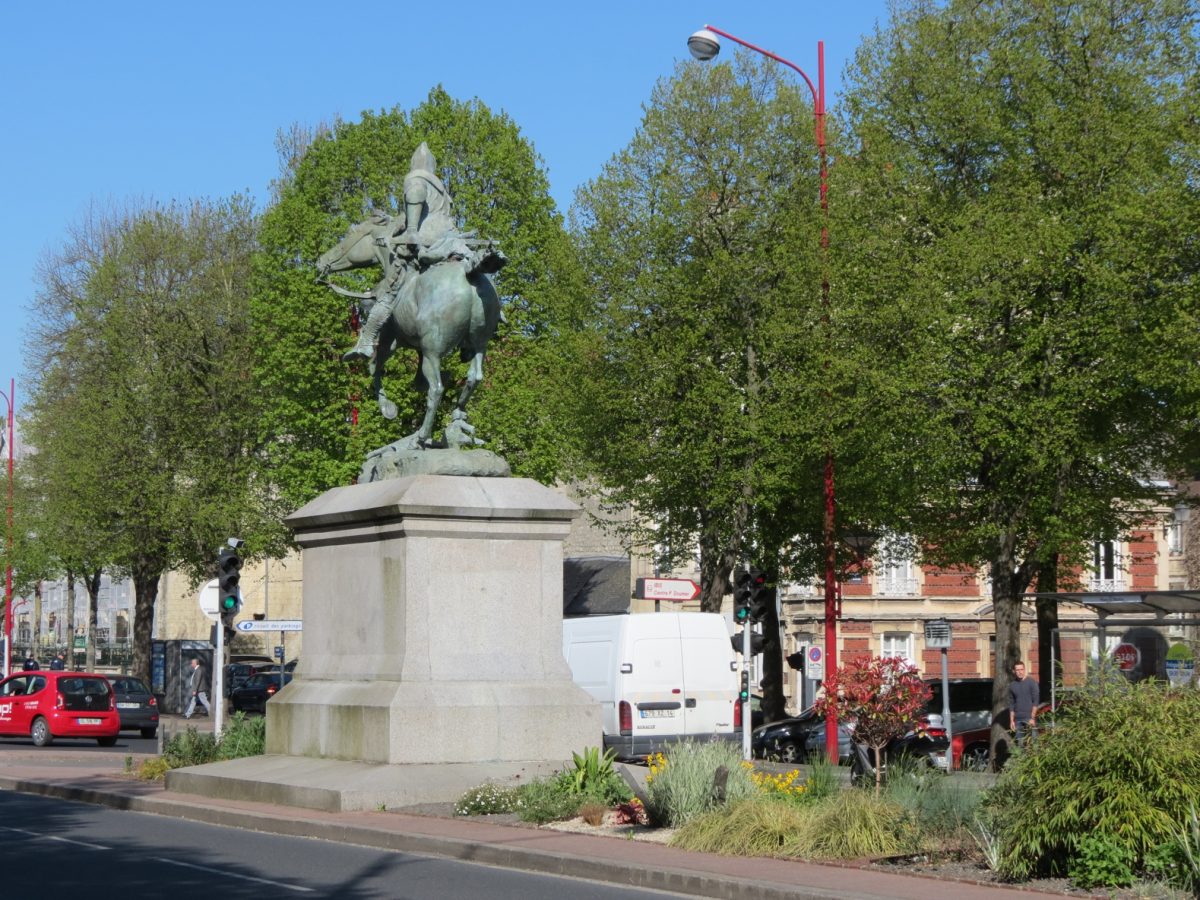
(563, 556), (631, 617)
(1026, 589), (1200, 623)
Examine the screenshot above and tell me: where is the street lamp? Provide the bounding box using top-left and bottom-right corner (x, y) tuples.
(0, 378), (13, 678)
(687, 26), (840, 762)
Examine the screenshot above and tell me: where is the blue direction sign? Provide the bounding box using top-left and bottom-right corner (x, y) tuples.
(235, 619), (302, 633)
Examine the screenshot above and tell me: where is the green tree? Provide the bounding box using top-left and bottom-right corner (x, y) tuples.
(564, 54), (915, 720)
(252, 86), (579, 510)
(24, 198), (269, 679)
(835, 0), (1200, 735)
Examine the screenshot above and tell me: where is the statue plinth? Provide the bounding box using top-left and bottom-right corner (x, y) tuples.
(166, 475), (601, 811)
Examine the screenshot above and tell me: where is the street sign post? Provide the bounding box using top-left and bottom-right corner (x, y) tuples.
(805, 645), (823, 680)
(633, 578), (701, 602)
(1113, 642), (1140, 672)
(235, 619), (302, 633)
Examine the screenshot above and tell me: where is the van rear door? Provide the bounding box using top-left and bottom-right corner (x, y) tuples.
(679, 623), (736, 738)
(628, 622), (685, 751)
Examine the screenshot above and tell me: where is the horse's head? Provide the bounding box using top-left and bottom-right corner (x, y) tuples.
(316, 214), (393, 279)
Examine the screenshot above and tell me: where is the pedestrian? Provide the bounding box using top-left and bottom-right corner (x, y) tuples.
(22, 655), (38, 671)
(1008, 660), (1039, 747)
(49, 652), (65, 671)
(184, 658), (212, 719)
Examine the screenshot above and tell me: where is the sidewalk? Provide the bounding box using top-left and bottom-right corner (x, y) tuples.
(0, 744), (1057, 900)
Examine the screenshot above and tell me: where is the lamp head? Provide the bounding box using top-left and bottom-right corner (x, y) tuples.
(687, 29), (720, 61)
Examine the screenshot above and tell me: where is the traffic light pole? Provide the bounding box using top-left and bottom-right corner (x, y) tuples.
(742, 622), (751, 760)
(214, 618), (224, 737)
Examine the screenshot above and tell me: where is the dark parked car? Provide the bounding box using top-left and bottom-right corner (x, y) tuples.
(849, 721), (950, 783)
(108, 676), (159, 738)
(752, 708), (855, 764)
(230, 672), (293, 714)
(224, 661), (276, 696)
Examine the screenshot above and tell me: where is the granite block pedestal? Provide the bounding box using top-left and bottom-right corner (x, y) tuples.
(166, 475), (602, 811)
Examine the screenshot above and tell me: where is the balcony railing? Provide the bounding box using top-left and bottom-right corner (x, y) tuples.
(876, 576), (920, 597)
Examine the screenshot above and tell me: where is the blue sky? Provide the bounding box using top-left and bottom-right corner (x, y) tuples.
(0, 1), (889, 422)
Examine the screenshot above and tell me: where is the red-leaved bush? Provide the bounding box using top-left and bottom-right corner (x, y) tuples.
(813, 655), (931, 790)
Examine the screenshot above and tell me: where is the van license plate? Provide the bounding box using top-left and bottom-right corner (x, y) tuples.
(640, 709), (674, 718)
(78, 718), (102, 725)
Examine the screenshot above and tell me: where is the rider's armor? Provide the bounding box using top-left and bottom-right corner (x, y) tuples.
(342, 143), (506, 363)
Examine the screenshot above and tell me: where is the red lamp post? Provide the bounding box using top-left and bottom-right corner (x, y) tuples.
(1, 378), (13, 678)
(687, 27), (841, 762)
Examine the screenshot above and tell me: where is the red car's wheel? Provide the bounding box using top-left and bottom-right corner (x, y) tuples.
(30, 717), (52, 747)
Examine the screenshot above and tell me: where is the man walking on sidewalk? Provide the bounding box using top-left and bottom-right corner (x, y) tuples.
(184, 657), (212, 719)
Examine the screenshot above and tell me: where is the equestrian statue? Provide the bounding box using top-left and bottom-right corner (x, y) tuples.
(316, 143), (508, 480)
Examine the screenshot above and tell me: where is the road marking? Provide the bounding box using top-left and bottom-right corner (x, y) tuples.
(0, 826), (109, 850)
(152, 857), (315, 893)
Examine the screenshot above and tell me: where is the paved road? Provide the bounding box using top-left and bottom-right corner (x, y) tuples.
(0, 792), (687, 899)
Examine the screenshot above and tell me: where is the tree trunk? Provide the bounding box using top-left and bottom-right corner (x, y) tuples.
(989, 541), (1032, 771)
(84, 569), (101, 670)
(32, 581), (42, 650)
(131, 557), (163, 684)
(1035, 554), (1060, 701)
(760, 563), (786, 722)
(65, 571), (76, 668)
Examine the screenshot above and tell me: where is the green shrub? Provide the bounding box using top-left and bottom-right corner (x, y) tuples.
(216, 713), (266, 760)
(162, 727), (220, 768)
(984, 678), (1200, 882)
(1068, 831), (1135, 889)
(802, 788), (915, 859)
(136, 757), (171, 781)
(671, 797), (812, 857)
(455, 783), (520, 816)
(515, 776), (583, 824)
(803, 758), (839, 803)
(883, 762), (981, 837)
(644, 741), (757, 828)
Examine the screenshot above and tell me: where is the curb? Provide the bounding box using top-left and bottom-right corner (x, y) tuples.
(0, 774), (868, 900)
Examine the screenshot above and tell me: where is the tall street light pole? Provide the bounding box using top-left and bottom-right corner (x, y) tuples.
(687, 27), (842, 762)
(0, 379), (14, 679)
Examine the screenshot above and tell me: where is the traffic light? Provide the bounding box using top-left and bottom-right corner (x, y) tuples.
(217, 545), (242, 627)
(730, 629), (766, 656)
(747, 571), (774, 624)
(733, 568), (753, 624)
(738, 669), (750, 703)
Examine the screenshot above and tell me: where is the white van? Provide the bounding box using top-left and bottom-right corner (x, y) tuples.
(561, 612), (740, 759)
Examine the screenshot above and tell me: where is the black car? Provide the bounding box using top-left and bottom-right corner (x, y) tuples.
(230, 672), (293, 714)
(752, 708), (855, 764)
(108, 676), (159, 739)
(224, 661), (277, 697)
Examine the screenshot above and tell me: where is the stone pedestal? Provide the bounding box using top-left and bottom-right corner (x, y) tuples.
(166, 475), (602, 811)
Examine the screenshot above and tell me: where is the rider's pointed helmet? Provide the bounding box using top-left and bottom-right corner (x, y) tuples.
(410, 142), (436, 175)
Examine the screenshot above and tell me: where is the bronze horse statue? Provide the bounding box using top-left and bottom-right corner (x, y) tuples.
(316, 214), (503, 453)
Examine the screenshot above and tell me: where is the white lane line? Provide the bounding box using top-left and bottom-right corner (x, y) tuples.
(151, 857), (316, 893)
(0, 826), (110, 850)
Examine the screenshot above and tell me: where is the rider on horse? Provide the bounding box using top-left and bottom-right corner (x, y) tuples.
(342, 142), (501, 362)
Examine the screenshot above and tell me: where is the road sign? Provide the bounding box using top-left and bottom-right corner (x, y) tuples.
(633, 577), (701, 602)
(806, 645), (824, 679)
(1165, 642), (1195, 687)
(197, 578), (231, 623)
(1112, 642), (1140, 672)
(235, 619), (302, 633)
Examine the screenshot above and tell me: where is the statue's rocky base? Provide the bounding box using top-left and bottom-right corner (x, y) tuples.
(361, 447), (510, 483)
(166, 475), (601, 812)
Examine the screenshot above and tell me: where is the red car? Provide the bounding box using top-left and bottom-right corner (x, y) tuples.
(0, 670), (121, 747)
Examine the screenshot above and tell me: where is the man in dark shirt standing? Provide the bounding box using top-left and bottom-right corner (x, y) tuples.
(1009, 660), (1039, 747)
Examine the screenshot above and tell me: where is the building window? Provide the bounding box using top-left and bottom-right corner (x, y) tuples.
(1090, 540), (1124, 592)
(1168, 506), (1188, 556)
(876, 535), (919, 596)
(882, 632), (915, 667)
